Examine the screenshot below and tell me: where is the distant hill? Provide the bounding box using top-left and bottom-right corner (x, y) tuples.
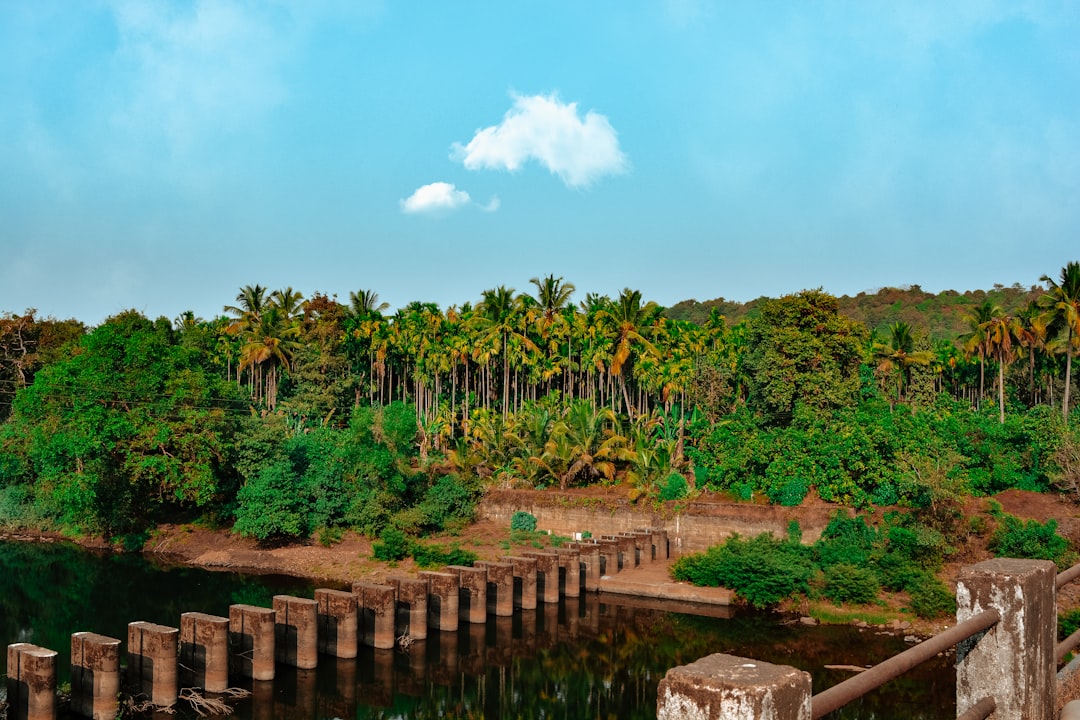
(665, 283), (1045, 341)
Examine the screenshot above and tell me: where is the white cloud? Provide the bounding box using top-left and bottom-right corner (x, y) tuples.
(400, 182), (472, 214)
(452, 93), (629, 188)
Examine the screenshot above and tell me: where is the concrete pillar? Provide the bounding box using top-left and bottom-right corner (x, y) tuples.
(179, 613), (229, 693)
(652, 528), (670, 560)
(556, 548), (581, 597)
(315, 589), (358, 659)
(386, 576), (429, 640)
(229, 604), (276, 681)
(476, 561), (515, 617)
(617, 534), (639, 569)
(633, 529), (655, 564)
(657, 653), (811, 720)
(597, 539), (621, 575)
(354, 582), (397, 649)
(447, 565), (488, 624)
(569, 542), (601, 591)
(7, 643), (57, 720)
(956, 558), (1057, 720)
(524, 552), (560, 603)
(418, 571), (460, 632)
(272, 595), (318, 669)
(505, 556), (538, 610)
(71, 633), (120, 720)
(127, 621), (178, 707)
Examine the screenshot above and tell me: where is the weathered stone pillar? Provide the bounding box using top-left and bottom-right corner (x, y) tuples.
(633, 529), (655, 564)
(419, 571), (460, 632)
(229, 604), (276, 681)
(71, 633), (120, 720)
(570, 542), (601, 591)
(354, 582), (398, 649)
(179, 613), (229, 693)
(448, 565), (488, 623)
(597, 539), (621, 575)
(525, 552), (560, 603)
(657, 653), (811, 720)
(617, 533), (639, 569)
(505, 556), (538, 610)
(7, 643), (57, 720)
(386, 576), (429, 640)
(956, 558), (1056, 720)
(556, 548), (581, 597)
(127, 621), (178, 707)
(272, 595), (318, 669)
(475, 561), (514, 617)
(315, 589), (358, 659)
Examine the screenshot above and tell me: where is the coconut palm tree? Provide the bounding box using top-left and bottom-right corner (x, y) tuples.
(597, 289), (660, 419)
(347, 289), (390, 319)
(1040, 261), (1080, 420)
(981, 313), (1020, 423)
(959, 300), (1000, 406)
(872, 322), (934, 405)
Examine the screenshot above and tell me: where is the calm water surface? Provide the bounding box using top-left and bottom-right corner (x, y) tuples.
(0, 541), (954, 719)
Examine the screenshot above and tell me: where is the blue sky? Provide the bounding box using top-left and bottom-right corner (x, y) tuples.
(2, 1), (1078, 325)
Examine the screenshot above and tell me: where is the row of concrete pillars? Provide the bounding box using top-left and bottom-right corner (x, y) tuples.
(6, 530), (668, 720)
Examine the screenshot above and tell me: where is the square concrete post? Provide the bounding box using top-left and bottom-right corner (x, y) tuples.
(524, 552), (560, 603)
(71, 633), (120, 720)
(419, 571), (459, 631)
(476, 561), (515, 616)
(597, 539), (621, 575)
(956, 558), (1057, 720)
(617, 534), (639, 569)
(315, 588), (358, 659)
(657, 653), (811, 720)
(353, 582), (398, 649)
(272, 595), (318, 669)
(556, 548), (582, 597)
(633, 529), (655, 564)
(228, 604), (276, 681)
(569, 542), (601, 591)
(448, 565), (488, 624)
(505, 556), (538, 610)
(127, 621), (178, 707)
(386, 576), (429, 640)
(179, 613), (229, 693)
(7, 643), (57, 720)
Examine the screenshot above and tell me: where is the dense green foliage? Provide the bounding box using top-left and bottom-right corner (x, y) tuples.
(510, 511), (538, 532)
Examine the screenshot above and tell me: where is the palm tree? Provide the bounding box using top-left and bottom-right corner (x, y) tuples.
(981, 313), (1020, 423)
(225, 284), (269, 326)
(270, 287), (305, 321)
(1041, 261), (1080, 420)
(474, 287), (536, 420)
(872, 322), (934, 405)
(238, 306), (300, 409)
(347, 289), (390, 319)
(1015, 300), (1050, 405)
(597, 289), (660, 419)
(959, 300), (1000, 406)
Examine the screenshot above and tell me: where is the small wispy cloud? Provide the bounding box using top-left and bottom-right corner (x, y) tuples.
(401, 181), (486, 214)
(451, 93), (629, 188)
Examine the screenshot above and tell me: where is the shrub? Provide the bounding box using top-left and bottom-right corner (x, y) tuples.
(989, 514), (1069, 567)
(909, 579), (955, 619)
(419, 475), (477, 530)
(411, 542), (478, 568)
(815, 514), (877, 568)
(822, 564), (880, 605)
(372, 527), (411, 561)
(659, 472), (689, 501)
(510, 511), (537, 532)
(672, 533), (814, 609)
(233, 461), (310, 540)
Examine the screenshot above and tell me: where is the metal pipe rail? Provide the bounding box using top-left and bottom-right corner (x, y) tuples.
(955, 696), (996, 720)
(810, 609), (1000, 719)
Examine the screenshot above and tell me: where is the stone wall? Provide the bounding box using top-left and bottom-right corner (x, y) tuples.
(479, 491), (845, 555)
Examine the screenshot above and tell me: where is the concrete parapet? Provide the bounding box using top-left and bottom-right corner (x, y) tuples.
(7, 643), (58, 720)
(447, 565), (488, 624)
(272, 595), (318, 669)
(597, 539), (621, 575)
(555, 548), (581, 597)
(632, 529), (655, 564)
(229, 604), (276, 681)
(386, 576), (429, 640)
(524, 552), (560, 603)
(475, 561), (515, 616)
(504, 556), (538, 610)
(127, 621), (178, 707)
(71, 633), (120, 720)
(353, 583), (397, 650)
(179, 613), (229, 693)
(568, 542), (601, 591)
(418, 572), (459, 632)
(956, 558), (1056, 720)
(657, 653), (811, 720)
(315, 589), (358, 659)
(616, 534), (639, 568)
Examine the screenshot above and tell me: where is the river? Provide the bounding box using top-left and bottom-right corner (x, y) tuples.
(0, 540), (954, 719)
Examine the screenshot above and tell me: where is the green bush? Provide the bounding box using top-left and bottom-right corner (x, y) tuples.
(419, 475), (477, 530)
(510, 511), (537, 532)
(372, 527), (411, 561)
(876, 554), (928, 593)
(411, 542), (478, 568)
(989, 514), (1069, 567)
(233, 461), (310, 540)
(909, 579), (955, 619)
(659, 472), (689, 501)
(815, 514), (877, 568)
(672, 534), (814, 609)
(822, 563), (880, 605)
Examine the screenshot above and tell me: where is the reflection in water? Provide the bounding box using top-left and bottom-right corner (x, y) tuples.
(0, 542), (953, 720)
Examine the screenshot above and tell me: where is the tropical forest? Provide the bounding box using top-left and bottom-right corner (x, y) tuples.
(2, 264), (1080, 618)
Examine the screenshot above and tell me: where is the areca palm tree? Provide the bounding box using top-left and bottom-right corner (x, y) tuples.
(474, 286), (537, 420)
(872, 322), (934, 405)
(981, 313), (1020, 423)
(1041, 262), (1080, 420)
